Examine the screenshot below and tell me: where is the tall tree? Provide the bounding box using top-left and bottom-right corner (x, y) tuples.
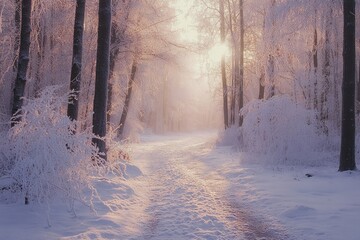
(67, 0), (86, 122)
(238, 0), (244, 126)
(118, 59), (138, 138)
(312, 9), (318, 112)
(266, 0), (276, 99)
(339, 0), (356, 171)
(227, 0), (236, 126)
(13, 0), (21, 72)
(220, 0), (229, 129)
(107, 0), (131, 128)
(258, 12), (266, 100)
(92, 0), (112, 160)
(320, 8), (332, 135)
(11, 0), (32, 126)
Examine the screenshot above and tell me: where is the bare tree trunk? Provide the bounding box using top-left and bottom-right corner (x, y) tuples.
(258, 13), (265, 100)
(258, 70), (265, 99)
(358, 59), (360, 111)
(33, 3), (46, 97)
(313, 10), (318, 112)
(220, 0), (228, 129)
(266, 0), (276, 99)
(227, 0), (236, 126)
(67, 0), (86, 122)
(118, 59), (137, 138)
(49, 4), (55, 85)
(267, 54), (275, 99)
(107, 21), (120, 127)
(12, 0), (32, 126)
(107, 1), (131, 128)
(238, 0), (244, 126)
(319, 9), (332, 136)
(92, 0), (112, 160)
(13, 0), (21, 72)
(230, 58), (236, 125)
(339, 0), (356, 171)
(83, 60), (96, 130)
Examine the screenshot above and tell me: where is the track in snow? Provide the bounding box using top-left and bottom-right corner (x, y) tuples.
(131, 133), (289, 240)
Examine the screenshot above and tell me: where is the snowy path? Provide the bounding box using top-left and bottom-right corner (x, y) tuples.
(1, 132), (359, 240)
(131, 132), (289, 240)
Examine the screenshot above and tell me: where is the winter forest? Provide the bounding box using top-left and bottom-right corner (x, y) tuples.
(0, 0), (360, 239)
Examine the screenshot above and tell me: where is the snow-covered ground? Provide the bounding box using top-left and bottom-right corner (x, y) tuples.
(0, 131), (359, 239)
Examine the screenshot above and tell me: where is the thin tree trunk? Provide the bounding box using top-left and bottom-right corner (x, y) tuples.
(13, 0), (21, 72)
(83, 60), (96, 130)
(33, 11), (45, 97)
(220, 0), (228, 129)
(258, 70), (265, 99)
(238, 0), (244, 126)
(319, 8), (332, 136)
(107, 21), (120, 127)
(266, 0), (276, 99)
(267, 54), (275, 98)
(358, 59), (360, 110)
(259, 13), (265, 100)
(92, 0), (112, 160)
(118, 59), (137, 138)
(230, 56), (236, 125)
(11, 0), (32, 126)
(50, 4), (55, 85)
(339, 0), (356, 171)
(313, 10), (318, 112)
(67, 0), (86, 122)
(227, 0), (235, 126)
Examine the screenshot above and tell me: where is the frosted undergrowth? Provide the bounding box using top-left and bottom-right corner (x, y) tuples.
(0, 87), (102, 213)
(224, 95), (325, 165)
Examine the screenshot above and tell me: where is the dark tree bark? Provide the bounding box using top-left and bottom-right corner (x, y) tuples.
(267, 54), (275, 99)
(67, 0), (86, 122)
(220, 0), (229, 129)
(313, 10), (318, 111)
(258, 70), (265, 99)
(118, 59), (137, 138)
(358, 59), (360, 109)
(11, 0), (32, 126)
(339, 0), (356, 171)
(92, 0), (112, 160)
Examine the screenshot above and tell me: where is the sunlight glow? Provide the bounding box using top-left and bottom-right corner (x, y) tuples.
(208, 43), (230, 63)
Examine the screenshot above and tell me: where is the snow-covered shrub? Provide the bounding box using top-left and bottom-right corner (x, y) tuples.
(217, 125), (241, 148)
(240, 95), (322, 165)
(2, 86), (101, 208)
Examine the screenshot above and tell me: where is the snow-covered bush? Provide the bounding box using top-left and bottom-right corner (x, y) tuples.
(239, 95), (322, 165)
(1, 86), (101, 208)
(217, 125), (241, 148)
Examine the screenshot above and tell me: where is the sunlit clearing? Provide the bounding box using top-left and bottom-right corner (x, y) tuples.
(208, 43), (230, 63)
